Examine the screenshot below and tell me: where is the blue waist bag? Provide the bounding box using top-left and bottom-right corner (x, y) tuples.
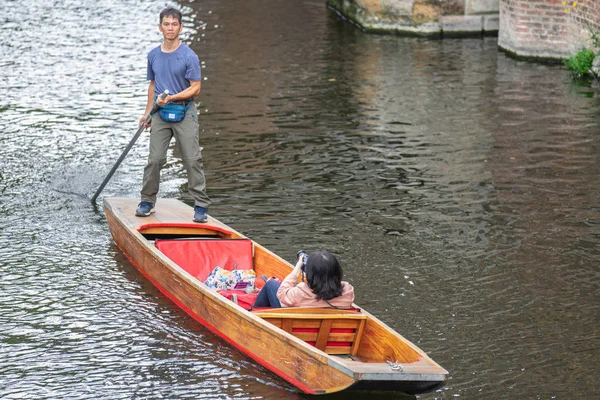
(158, 101), (190, 123)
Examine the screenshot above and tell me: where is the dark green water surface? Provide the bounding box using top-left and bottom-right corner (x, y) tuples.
(1, 1), (599, 399)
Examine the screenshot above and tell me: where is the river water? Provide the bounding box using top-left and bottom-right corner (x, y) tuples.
(1, 0), (598, 399)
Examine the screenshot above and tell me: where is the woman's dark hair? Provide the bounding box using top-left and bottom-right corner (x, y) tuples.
(305, 250), (343, 301)
(160, 7), (182, 24)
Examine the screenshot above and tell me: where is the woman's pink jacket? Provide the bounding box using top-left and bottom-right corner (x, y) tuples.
(276, 269), (355, 308)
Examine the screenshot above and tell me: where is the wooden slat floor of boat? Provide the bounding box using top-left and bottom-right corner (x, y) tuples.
(106, 197), (236, 234)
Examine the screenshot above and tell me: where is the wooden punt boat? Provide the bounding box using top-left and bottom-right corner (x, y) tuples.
(104, 197), (448, 395)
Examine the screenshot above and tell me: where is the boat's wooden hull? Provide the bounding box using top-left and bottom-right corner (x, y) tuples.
(104, 198), (447, 395)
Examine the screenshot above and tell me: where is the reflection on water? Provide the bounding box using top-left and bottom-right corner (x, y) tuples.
(1, 0), (599, 399)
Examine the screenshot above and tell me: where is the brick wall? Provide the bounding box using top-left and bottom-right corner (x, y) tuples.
(499, 0), (600, 59)
(565, 0), (600, 53)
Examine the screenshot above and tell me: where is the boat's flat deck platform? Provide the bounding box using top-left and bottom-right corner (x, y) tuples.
(105, 197), (234, 234)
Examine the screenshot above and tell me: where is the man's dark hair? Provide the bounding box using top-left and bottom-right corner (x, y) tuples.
(160, 7), (182, 24)
(305, 250), (344, 301)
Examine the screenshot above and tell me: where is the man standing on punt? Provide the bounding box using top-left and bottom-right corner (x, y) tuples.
(136, 7), (210, 223)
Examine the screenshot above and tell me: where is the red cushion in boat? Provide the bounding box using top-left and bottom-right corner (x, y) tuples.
(155, 239), (253, 281)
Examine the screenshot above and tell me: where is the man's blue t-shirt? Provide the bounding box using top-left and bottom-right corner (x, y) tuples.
(147, 43), (201, 95)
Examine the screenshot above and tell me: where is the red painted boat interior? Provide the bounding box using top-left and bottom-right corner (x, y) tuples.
(155, 238), (254, 281)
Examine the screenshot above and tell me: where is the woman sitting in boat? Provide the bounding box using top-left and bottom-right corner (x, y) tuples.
(252, 250), (355, 308)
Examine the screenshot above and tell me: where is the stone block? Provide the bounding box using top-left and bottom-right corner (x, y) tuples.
(381, 0), (412, 15)
(441, 0), (465, 15)
(355, 0), (382, 13)
(441, 15), (483, 34)
(483, 14), (499, 32)
(467, 0), (499, 14)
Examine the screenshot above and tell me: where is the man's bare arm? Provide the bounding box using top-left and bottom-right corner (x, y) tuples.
(157, 80), (201, 106)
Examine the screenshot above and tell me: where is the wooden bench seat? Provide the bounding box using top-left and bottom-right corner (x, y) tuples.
(253, 308), (367, 355)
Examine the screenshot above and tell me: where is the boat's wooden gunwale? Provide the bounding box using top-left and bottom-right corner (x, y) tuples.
(103, 198), (448, 394)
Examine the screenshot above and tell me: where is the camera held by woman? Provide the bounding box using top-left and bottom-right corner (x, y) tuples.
(297, 250), (308, 271)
